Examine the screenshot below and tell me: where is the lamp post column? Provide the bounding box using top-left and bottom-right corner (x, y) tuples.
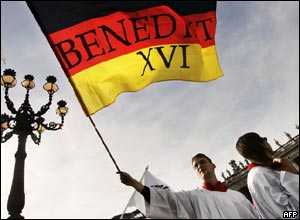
(7, 132), (28, 219)
(1, 69), (69, 219)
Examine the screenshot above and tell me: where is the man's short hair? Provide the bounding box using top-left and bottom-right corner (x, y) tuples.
(192, 153), (212, 164)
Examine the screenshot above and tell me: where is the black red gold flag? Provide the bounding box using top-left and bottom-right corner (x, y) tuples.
(27, 1), (223, 116)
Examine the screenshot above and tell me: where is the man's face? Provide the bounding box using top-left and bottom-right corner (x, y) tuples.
(192, 157), (216, 180)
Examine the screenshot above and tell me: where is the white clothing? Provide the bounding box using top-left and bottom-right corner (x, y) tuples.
(247, 166), (299, 219)
(146, 187), (260, 219)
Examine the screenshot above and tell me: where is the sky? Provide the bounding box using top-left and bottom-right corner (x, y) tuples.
(1, 1), (299, 219)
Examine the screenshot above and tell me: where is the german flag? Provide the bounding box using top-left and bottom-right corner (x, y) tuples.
(27, 1), (223, 116)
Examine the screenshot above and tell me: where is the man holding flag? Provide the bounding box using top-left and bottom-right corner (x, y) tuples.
(118, 153), (260, 219)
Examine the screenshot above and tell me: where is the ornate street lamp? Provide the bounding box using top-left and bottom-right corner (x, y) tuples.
(1, 68), (69, 219)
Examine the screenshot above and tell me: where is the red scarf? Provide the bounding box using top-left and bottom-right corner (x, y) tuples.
(202, 181), (227, 192)
(247, 162), (257, 208)
(247, 162), (257, 170)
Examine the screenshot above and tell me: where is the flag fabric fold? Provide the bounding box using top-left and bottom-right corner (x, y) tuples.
(27, 1), (223, 116)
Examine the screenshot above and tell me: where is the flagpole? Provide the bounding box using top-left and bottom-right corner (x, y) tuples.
(120, 166), (149, 219)
(88, 116), (121, 172)
(1, 46), (6, 64)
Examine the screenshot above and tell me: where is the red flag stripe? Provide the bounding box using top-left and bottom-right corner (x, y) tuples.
(48, 6), (216, 77)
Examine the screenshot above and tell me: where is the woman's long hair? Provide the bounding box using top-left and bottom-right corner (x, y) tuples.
(236, 132), (274, 167)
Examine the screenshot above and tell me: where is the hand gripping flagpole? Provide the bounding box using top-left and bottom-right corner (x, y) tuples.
(120, 165), (149, 219)
(88, 116), (121, 172)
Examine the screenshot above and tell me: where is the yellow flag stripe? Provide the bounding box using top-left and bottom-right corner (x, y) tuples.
(70, 43), (223, 115)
